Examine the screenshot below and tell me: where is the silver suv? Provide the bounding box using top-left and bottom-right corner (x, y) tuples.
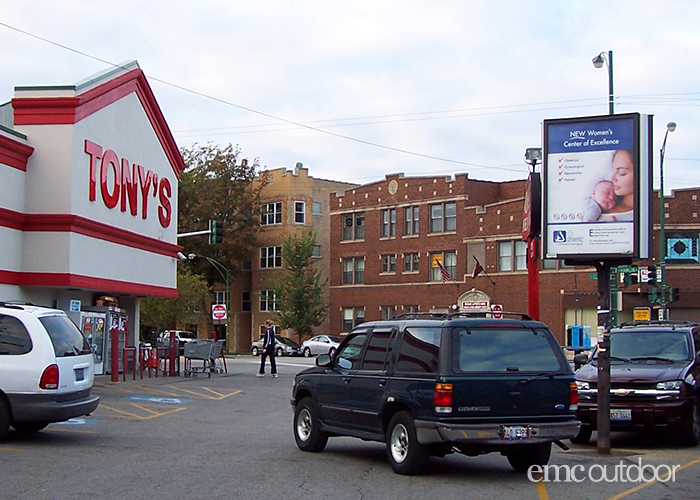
(0, 302), (100, 439)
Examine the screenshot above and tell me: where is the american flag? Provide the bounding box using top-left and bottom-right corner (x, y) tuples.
(436, 260), (451, 283)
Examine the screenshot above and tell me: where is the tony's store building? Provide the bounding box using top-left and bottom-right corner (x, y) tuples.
(0, 62), (183, 374)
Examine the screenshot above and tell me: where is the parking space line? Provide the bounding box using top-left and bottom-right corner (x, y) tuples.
(605, 455), (700, 500)
(95, 403), (186, 420)
(531, 472), (550, 500)
(0, 447), (26, 452)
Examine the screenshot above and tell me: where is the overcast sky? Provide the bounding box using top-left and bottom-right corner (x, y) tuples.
(1, 1), (698, 191)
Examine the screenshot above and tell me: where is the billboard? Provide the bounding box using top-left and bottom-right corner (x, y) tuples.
(542, 113), (652, 260)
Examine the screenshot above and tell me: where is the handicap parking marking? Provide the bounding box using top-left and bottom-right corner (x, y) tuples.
(54, 417), (102, 426)
(95, 403), (186, 420)
(123, 395), (190, 405)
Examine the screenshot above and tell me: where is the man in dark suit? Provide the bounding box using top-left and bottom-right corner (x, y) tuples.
(256, 319), (278, 378)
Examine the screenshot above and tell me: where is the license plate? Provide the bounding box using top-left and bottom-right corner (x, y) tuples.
(610, 409), (632, 421)
(75, 368), (85, 382)
(502, 425), (530, 440)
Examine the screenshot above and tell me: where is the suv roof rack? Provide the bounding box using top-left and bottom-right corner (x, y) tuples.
(390, 311), (534, 321)
(0, 300), (41, 310)
(618, 320), (699, 329)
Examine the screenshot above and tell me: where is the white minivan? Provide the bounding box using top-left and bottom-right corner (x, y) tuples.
(0, 302), (100, 439)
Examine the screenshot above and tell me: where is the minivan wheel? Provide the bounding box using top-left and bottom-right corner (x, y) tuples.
(303, 347), (311, 357)
(12, 421), (49, 434)
(386, 411), (429, 475)
(0, 399), (9, 440)
(294, 398), (328, 452)
(328, 347), (336, 357)
(251, 346), (259, 356)
(681, 401), (700, 446)
(570, 424), (593, 445)
(506, 442), (552, 472)
(276, 347), (284, 357)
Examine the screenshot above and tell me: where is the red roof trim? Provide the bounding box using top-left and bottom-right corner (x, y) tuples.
(0, 134), (35, 171)
(0, 208), (182, 257)
(0, 269), (178, 298)
(11, 68), (185, 179)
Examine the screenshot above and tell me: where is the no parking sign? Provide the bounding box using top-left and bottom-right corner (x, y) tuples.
(212, 304), (227, 321)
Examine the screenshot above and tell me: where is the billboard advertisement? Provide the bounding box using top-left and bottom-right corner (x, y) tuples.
(542, 113), (652, 260)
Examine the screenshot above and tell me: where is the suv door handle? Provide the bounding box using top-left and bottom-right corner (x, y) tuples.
(343, 377), (352, 384)
(378, 379), (386, 387)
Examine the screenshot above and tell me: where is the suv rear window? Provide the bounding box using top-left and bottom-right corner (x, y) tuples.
(39, 315), (91, 357)
(455, 327), (560, 372)
(0, 314), (33, 355)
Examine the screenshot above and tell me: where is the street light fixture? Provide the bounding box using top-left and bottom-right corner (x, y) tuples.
(592, 50), (614, 115)
(188, 253), (232, 353)
(659, 121), (677, 320)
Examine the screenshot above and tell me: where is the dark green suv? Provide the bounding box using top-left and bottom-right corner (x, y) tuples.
(291, 313), (580, 475)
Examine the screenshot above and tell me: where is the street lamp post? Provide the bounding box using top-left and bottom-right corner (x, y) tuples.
(592, 50), (614, 115)
(189, 253), (232, 353)
(659, 122), (677, 320)
(523, 148), (542, 321)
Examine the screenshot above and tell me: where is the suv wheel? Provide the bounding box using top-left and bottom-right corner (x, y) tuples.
(681, 401), (700, 446)
(386, 411), (429, 475)
(506, 442), (552, 472)
(12, 421), (49, 434)
(251, 346), (259, 356)
(303, 347), (311, 357)
(294, 398), (328, 452)
(276, 347), (284, 357)
(328, 347), (336, 357)
(570, 424), (593, 445)
(0, 399), (9, 440)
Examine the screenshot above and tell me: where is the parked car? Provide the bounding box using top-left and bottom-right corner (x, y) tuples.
(157, 330), (197, 354)
(291, 312), (579, 475)
(573, 321), (700, 446)
(251, 335), (301, 357)
(301, 335), (342, 357)
(0, 301), (100, 439)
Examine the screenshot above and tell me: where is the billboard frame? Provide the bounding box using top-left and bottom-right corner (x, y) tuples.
(542, 112), (652, 262)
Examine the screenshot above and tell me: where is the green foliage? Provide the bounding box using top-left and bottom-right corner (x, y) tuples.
(273, 231), (329, 344)
(140, 268), (210, 340)
(178, 143), (265, 282)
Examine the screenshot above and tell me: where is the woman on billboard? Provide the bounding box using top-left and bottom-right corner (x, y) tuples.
(600, 149), (634, 221)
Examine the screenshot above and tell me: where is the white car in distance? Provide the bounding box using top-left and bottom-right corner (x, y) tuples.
(301, 335), (343, 357)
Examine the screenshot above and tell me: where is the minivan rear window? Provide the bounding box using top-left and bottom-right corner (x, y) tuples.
(455, 328), (561, 372)
(39, 315), (91, 357)
(0, 314), (33, 355)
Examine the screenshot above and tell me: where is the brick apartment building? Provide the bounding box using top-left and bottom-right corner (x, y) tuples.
(329, 172), (700, 344)
(225, 166), (357, 349)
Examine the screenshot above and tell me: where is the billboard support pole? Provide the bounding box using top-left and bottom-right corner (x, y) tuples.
(594, 260), (612, 456)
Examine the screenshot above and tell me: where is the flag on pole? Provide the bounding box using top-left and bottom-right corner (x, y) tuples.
(471, 258), (484, 279)
(436, 260), (451, 283)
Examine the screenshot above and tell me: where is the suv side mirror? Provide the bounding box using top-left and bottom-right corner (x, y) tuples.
(573, 353), (588, 370)
(316, 354), (332, 367)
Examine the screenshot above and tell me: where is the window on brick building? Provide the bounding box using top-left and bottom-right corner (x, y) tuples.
(260, 290), (277, 311)
(381, 254), (396, 273)
(403, 305), (419, 314)
(381, 305), (396, 320)
(499, 240), (528, 272)
(404, 206), (419, 235)
(342, 212), (365, 240)
(260, 246), (282, 268)
(342, 307), (365, 332)
(430, 251), (456, 281)
(260, 202), (282, 225)
(241, 291), (251, 312)
(430, 202), (456, 233)
(403, 252), (419, 272)
(381, 208), (396, 238)
(342, 257), (365, 284)
(312, 245), (321, 258)
(294, 201), (306, 224)
(312, 201), (322, 216)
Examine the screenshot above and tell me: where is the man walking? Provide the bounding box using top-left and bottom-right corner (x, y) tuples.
(256, 319), (278, 378)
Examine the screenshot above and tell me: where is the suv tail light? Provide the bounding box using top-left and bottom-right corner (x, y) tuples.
(434, 383), (453, 414)
(40, 364), (59, 390)
(569, 381), (578, 410)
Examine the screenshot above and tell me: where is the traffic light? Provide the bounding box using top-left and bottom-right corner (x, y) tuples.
(647, 265), (656, 285)
(209, 219), (223, 244)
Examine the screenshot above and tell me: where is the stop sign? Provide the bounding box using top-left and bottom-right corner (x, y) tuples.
(211, 304), (227, 321)
(491, 304), (503, 319)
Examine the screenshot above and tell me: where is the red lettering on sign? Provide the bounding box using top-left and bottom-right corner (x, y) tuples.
(158, 178), (172, 228)
(84, 139), (172, 228)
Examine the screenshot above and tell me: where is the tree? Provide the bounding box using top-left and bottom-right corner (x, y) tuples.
(273, 231), (329, 344)
(178, 143), (266, 282)
(140, 268), (210, 341)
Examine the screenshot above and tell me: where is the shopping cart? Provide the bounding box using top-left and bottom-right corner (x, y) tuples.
(183, 339), (225, 377)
